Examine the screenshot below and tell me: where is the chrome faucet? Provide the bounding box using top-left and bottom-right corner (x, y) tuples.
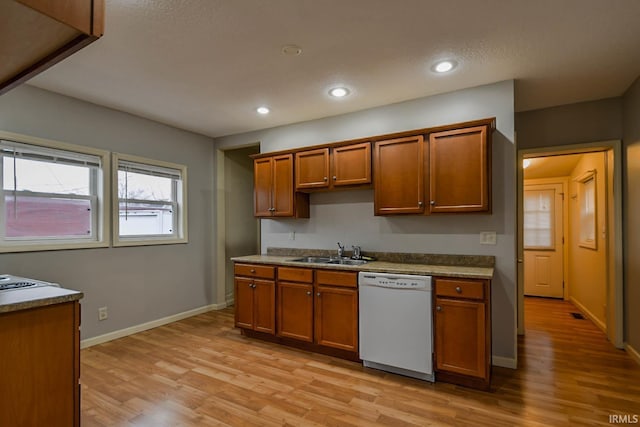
(337, 242), (345, 258)
(352, 245), (362, 260)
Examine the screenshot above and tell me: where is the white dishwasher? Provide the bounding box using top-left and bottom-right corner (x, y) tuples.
(358, 271), (434, 381)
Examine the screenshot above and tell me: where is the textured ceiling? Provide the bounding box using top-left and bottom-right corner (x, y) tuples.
(27, 0), (640, 138)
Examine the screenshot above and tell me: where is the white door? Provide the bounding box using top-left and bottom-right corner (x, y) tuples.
(524, 183), (564, 298)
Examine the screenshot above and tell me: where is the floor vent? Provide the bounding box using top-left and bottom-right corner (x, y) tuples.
(570, 312), (585, 320)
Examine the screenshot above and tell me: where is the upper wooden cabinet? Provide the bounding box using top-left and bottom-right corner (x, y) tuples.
(295, 142), (371, 191)
(373, 135), (425, 215)
(429, 125), (491, 213)
(0, 0), (105, 95)
(254, 154), (309, 218)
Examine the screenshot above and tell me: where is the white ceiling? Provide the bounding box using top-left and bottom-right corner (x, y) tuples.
(27, 0), (640, 138)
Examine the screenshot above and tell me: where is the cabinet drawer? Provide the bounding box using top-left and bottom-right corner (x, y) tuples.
(316, 270), (358, 288)
(278, 267), (313, 283)
(435, 278), (485, 300)
(234, 263), (275, 280)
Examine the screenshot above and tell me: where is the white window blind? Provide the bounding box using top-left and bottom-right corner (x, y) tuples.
(524, 189), (555, 249)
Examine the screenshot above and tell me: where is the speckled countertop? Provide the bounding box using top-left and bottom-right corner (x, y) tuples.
(232, 251), (494, 280)
(0, 286), (83, 314)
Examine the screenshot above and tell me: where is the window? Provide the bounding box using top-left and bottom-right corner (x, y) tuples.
(113, 153), (187, 246)
(576, 170), (597, 249)
(0, 132), (109, 252)
(524, 188), (555, 250)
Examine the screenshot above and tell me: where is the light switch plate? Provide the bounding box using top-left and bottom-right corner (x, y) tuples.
(480, 231), (497, 245)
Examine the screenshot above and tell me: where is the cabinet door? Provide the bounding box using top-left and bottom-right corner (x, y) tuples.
(374, 136), (425, 215)
(253, 279), (275, 334)
(277, 282), (314, 342)
(296, 148), (330, 190)
(254, 157), (273, 217)
(429, 125), (490, 213)
(272, 154), (295, 216)
(234, 277), (255, 329)
(435, 297), (486, 379)
(332, 142), (371, 187)
(315, 285), (358, 351)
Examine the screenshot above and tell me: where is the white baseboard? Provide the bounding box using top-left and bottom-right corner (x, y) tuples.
(626, 343), (640, 366)
(226, 296), (235, 306)
(81, 302), (228, 349)
(569, 296), (607, 333)
(492, 356), (517, 369)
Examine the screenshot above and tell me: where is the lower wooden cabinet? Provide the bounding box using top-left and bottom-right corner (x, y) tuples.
(0, 301), (81, 427)
(315, 284), (358, 352)
(277, 281), (314, 342)
(234, 264), (276, 334)
(434, 277), (491, 389)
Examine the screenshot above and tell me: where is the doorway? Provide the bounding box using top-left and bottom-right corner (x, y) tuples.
(216, 145), (260, 306)
(517, 141), (623, 348)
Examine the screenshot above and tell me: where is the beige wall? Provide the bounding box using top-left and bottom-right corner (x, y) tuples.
(623, 76), (640, 352)
(224, 146), (259, 303)
(567, 153), (607, 330)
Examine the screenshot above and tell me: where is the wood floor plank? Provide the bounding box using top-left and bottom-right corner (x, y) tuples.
(80, 298), (640, 426)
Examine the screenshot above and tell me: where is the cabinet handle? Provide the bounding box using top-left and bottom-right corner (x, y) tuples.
(333, 176), (337, 180)
(250, 269), (256, 273)
(418, 201), (423, 207)
(317, 292), (321, 297)
(436, 306), (442, 311)
(455, 286), (462, 293)
(248, 283), (253, 288)
(430, 200), (436, 206)
(323, 177), (328, 181)
(306, 291), (312, 296)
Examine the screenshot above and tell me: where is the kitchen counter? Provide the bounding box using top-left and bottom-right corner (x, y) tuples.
(231, 254), (494, 279)
(0, 286), (83, 314)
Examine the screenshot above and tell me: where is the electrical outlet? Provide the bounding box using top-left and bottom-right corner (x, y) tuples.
(480, 231), (497, 245)
(288, 231), (295, 240)
(98, 306), (108, 321)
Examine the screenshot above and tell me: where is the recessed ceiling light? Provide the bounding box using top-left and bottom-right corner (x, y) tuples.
(432, 60), (457, 73)
(256, 106), (270, 115)
(282, 45), (303, 56)
(329, 87), (350, 98)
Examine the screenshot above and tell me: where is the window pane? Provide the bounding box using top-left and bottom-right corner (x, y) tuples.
(524, 189), (554, 249)
(3, 157), (91, 195)
(119, 202), (174, 236)
(580, 177), (596, 244)
(118, 170), (172, 201)
(5, 195), (91, 238)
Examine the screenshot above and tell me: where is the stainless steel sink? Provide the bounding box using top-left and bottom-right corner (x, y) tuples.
(290, 256), (367, 266)
(290, 256), (333, 263)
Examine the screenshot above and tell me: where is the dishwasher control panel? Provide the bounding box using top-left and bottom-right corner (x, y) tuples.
(359, 272), (431, 290)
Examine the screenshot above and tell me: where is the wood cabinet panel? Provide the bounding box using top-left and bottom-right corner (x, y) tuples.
(254, 157), (274, 217)
(0, 301), (80, 427)
(253, 279), (275, 334)
(296, 148), (329, 190)
(435, 298), (486, 378)
(429, 125), (490, 213)
(277, 282), (314, 342)
(374, 135), (425, 215)
(272, 154), (295, 217)
(435, 278), (485, 300)
(254, 154), (309, 218)
(316, 270), (358, 288)
(278, 267), (313, 283)
(332, 142), (371, 187)
(234, 277), (255, 329)
(234, 263), (275, 280)
(315, 285), (358, 352)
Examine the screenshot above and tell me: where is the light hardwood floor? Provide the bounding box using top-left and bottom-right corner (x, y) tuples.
(81, 298), (640, 426)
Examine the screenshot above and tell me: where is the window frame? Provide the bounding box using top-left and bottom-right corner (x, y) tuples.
(576, 170), (597, 250)
(0, 130), (110, 253)
(112, 152), (188, 247)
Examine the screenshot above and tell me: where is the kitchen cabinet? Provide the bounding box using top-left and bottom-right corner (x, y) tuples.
(373, 135), (425, 215)
(295, 142), (371, 191)
(277, 267), (314, 342)
(434, 277), (491, 389)
(0, 0), (104, 95)
(0, 301), (80, 426)
(234, 264), (276, 334)
(429, 125), (491, 213)
(314, 270), (358, 352)
(254, 154), (309, 218)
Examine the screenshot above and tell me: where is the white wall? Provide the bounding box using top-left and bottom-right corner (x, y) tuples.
(215, 80), (517, 361)
(0, 85), (216, 340)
